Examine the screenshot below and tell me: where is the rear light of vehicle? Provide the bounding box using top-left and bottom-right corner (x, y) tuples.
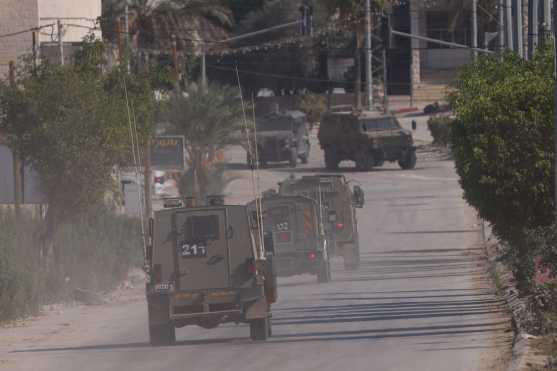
(276, 231), (291, 242)
(247, 259), (257, 274)
(335, 223), (345, 231)
(154, 176), (165, 184)
(307, 251), (317, 262)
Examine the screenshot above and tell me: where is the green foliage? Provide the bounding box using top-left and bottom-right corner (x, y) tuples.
(450, 48), (555, 290)
(0, 41), (154, 239)
(427, 115), (453, 146)
(0, 211), (43, 320)
(0, 208), (141, 322)
(164, 84), (245, 197)
(299, 94), (327, 124)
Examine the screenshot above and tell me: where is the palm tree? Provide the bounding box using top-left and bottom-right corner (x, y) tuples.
(101, 0), (234, 51)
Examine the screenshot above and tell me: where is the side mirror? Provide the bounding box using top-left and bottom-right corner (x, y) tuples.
(328, 210), (337, 223)
(412, 120), (417, 130)
(264, 231), (275, 255)
(352, 186), (365, 208)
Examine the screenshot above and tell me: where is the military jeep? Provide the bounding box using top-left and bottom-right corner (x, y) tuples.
(318, 110), (416, 171)
(248, 193), (332, 283)
(145, 196), (277, 345)
(279, 175), (364, 270)
(247, 110), (310, 168)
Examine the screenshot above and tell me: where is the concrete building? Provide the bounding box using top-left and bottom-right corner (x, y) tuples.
(0, 0), (101, 78)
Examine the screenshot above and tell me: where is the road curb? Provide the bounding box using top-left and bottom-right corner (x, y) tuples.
(482, 237), (535, 371)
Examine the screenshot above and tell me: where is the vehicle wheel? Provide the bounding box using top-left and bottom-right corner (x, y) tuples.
(300, 153), (309, 164)
(250, 318), (270, 341)
(247, 153), (255, 169)
(149, 323), (176, 346)
(355, 152), (374, 171)
(398, 151), (417, 170)
(317, 258), (332, 283)
(324, 148), (339, 170)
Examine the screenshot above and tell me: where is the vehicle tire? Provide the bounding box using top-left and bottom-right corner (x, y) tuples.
(300, 153), (309, 164)
(289, 149), (297, 168)
(398, 150), (417, 170)
(250, 318), (270, 341)
(355, 152), (374, 171)
(317, 258), (332, 283)
(247, 153), (255, 169)
(267, 318), (273, 337)
(149, 323), (176, 346)
(324, 148), (339, 170)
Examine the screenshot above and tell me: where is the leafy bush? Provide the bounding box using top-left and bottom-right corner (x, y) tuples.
(427, 115), (453, 146)
(0, 208), (142, 322)
(299, 95), (327, 125)
(450, 48), (555, 290)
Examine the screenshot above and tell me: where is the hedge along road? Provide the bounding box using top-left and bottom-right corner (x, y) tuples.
(0, 116), (512, 371)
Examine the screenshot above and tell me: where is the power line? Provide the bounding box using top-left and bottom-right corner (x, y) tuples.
(0, 24), (56, 39)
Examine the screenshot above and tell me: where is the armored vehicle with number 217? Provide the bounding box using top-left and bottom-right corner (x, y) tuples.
(145, 196), (277, 345)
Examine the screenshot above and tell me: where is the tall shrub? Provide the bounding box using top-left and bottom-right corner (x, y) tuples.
(450, 49), (555, 290)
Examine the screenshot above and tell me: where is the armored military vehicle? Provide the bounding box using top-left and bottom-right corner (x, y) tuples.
(248, 193), (331, 283)
(246, 110), (310, 168)
(145, 196), (277, 345)
(279, 175), (364, 270)
(318, 110), (416, 171)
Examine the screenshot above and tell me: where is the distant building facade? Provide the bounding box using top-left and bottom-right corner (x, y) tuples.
(0, 0), (101, 78)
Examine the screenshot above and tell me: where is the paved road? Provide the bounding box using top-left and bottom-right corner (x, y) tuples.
(1, 116), (511, 371)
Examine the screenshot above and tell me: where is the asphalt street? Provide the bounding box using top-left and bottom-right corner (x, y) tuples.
(1, 115), (512, 371)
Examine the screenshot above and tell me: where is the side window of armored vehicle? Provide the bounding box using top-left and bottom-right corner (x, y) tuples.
(268, 206), (292, 243)
(182, 215), (220, 241)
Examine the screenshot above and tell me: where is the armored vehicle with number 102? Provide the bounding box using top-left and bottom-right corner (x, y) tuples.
(248, 193), (331, 283)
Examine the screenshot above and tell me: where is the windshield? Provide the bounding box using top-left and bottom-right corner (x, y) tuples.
(257, 117), (294, 131)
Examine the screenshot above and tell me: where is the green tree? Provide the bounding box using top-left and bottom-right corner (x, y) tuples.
(164, 84), (245, 199)
(0, 41), (154, 256)
(450, 48), (555, 290)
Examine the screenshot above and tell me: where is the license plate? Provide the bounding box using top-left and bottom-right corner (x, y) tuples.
(180, 242), (208, 258)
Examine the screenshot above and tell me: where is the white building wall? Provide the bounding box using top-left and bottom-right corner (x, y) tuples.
(38, 0), (101, 43)
(0, 0), (39, 78)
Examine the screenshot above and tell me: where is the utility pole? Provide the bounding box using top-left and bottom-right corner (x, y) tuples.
(365, 0), (373, 110)
(124, 2), (130, 72)
(517, 0), (524, 57)
(57, 20), (64, 65)
(472, 0), (478, 58)
(506, 0), (514, 50)
(32, 31), (38, 71)
(553, 0), (557, 219)
(201, 43), (207, 93)
(9, 61), (23, 220)
(528, 0), (539, 58)
(499, 0), (505, 49)
(144, 137), (153, 222)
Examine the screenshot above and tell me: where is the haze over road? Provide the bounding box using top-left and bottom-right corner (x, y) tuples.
(0, 116), (511, 371)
